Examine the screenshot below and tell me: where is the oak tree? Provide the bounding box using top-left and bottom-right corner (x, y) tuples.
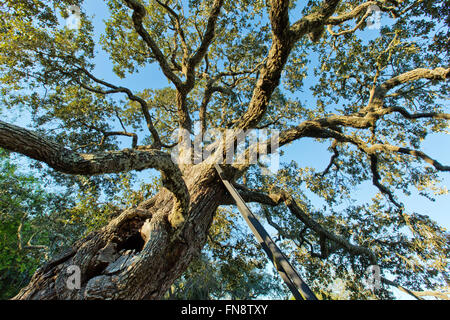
(1, 0), (449, 299)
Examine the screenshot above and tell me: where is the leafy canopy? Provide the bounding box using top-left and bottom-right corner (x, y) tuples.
(0, 0), (449, 299)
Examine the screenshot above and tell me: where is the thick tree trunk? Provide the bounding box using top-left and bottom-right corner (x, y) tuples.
(13, 164), (228, 300)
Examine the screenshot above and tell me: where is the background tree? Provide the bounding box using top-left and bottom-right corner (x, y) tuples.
(0, 0), (448, 299)
(0, 148), (77, 298)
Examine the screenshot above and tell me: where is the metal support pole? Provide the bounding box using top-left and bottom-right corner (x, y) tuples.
(215, 164), (318, 300)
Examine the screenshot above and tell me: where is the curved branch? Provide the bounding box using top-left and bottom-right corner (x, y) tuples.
(0, 120), (190, 226)
(235, 0), (342, 131)
(381, 67), (450, 93)
(320, 140), (340, 176)
(378, 106), (450, 121)
(283, 125), (450, 202)
(290, 0), (341, 41)
(369, 154), (402, 208)
(187, 0), (224, 75)
(79, 67), (163, 148)
(326, 7), (372, 36)
(155, 0), (190, 67)
(326, 1), (378, 25)
(326, 0), (401, 26)
(123, 0), (183, 89)
(284, 196), (377, 264)
(408, 290), (449, 300)
(256, 66), (449, 152)
(101, 131), (138, 149)
(225, 184), (377, 263)
(124, 0), (224, 133)
(381, 277), (423, 300)
(226, 185), (424, 300)
(366, 144), (450, 172)
(235, 0), (292, 130)
(367, 67), (450, 111)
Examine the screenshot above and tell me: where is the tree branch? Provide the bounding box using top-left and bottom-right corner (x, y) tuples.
(155, 0), (190, 68)
(234, 0), (292, 130)
(187, 0), (224, 78)
(381, 277), (423, 300)
(79, 67), (163, 148)
(0, 120), (190, 225)
(259, 66), (450, 149)
(379, 106), (450, 121)
(369, 153), (402, 208)
(366, 143), (450, 172)
(100, 131), (138, 149)
(367, 67), (450, 111)
(225, 183), (425, 300)
(123, 0), (183, 88)
(237, 0), (341, 130)
(326, 7), (372, 36)
(408, 289), (449, 300)
(325, 1), (401, 26)
(291, 0), (341, 42)
(224, 184), (377, 263)
(320, 140), (340, 176)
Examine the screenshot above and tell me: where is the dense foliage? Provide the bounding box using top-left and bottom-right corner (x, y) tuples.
(0, 0), (449, 299)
